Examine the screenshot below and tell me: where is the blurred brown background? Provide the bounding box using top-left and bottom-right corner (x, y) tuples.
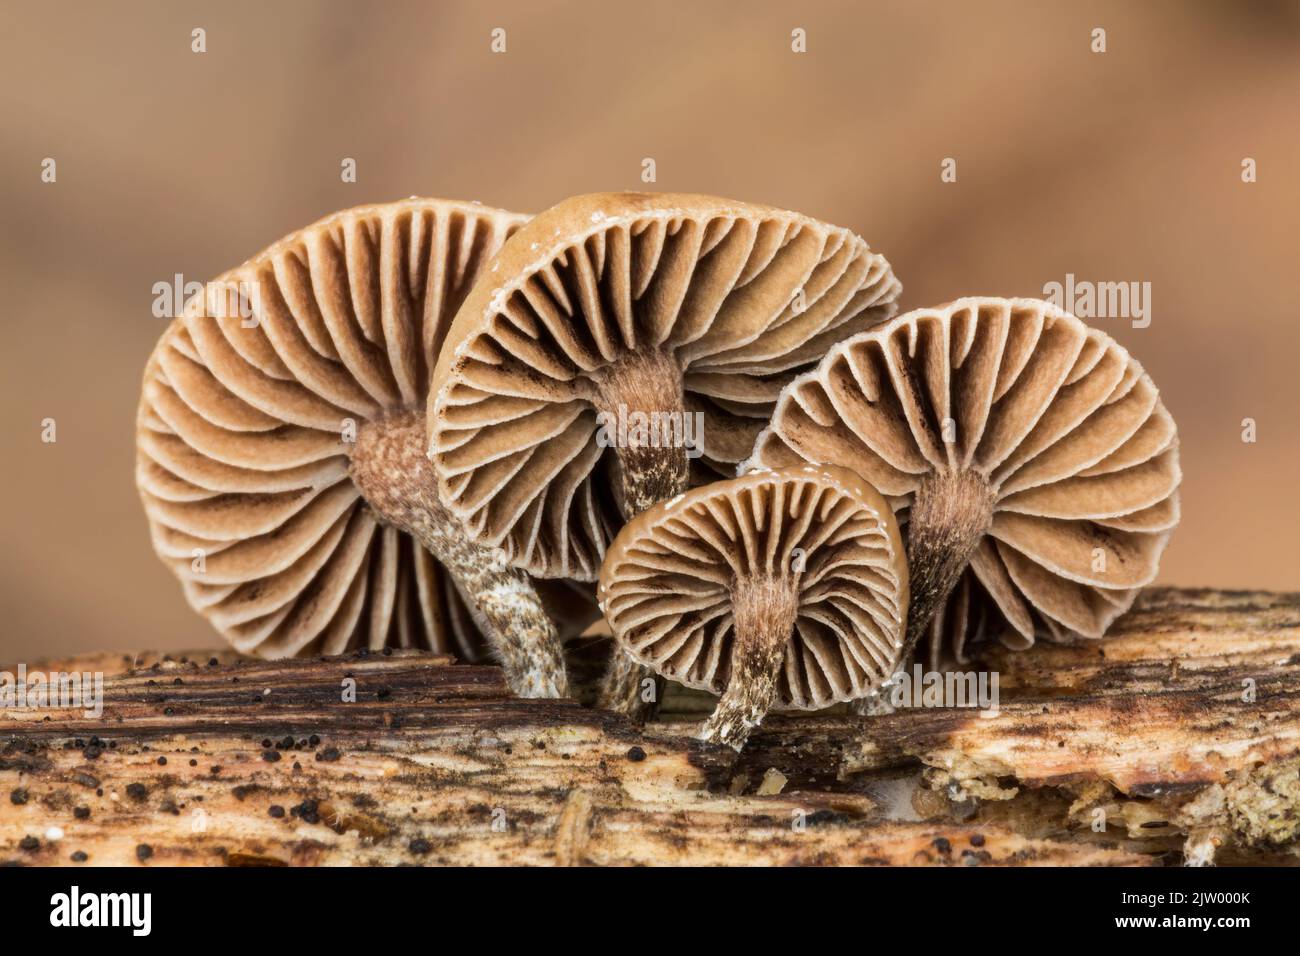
(2, 0), (1297, 660)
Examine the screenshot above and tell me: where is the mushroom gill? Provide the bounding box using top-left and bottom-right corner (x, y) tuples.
(136, 198), (592, 696)
(599, 465), (908, 750)
(429, 191), (901, 715)
(742, 296), (1181, 666)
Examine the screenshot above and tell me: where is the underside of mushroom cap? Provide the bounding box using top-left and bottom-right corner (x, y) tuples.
(428, 192), (901, 581)
(136, 197), (594, 658)
(742, 296), (1181, 649)
(598, 464), (908, 710)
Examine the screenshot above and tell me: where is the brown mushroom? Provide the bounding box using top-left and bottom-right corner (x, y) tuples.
(427, 191), (901, 714)
(598, 464), (908, 750)
(136, 197), (590, 697)
(742, 296), (1181, 668)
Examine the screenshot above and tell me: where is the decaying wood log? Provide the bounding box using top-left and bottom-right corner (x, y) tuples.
(842, 588), (1300, 862)
(1, 587), (1297, 866)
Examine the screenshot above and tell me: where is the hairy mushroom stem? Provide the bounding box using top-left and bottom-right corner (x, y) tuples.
(348, 410), (567, 698)
(591, 348), (689, 718)
(856, 468), (993, 717)
(593, 349), (692, 517)
(901, 469), (995, 655)
(699, 573), (800, 751)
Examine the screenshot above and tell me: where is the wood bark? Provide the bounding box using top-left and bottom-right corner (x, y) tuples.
(1, 587), (1297, 866)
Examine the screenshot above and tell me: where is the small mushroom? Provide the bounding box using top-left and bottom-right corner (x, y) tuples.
(598, 464), (908, 750)
(136, 198), (589, 696)
(742, 297), (1181, 668)
(428, 192), (901, 714)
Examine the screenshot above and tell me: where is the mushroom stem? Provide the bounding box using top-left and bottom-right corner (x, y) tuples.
(349, 410), (568, 698)
(900, 469), (994, 655)
(699, 574), (800, 751)
(596, 651), (660, 721)
(596, 626), (670, 721)
(592, 349), (692, 518)
(591, 349), (690, 718)
(854, 468), (993, 717)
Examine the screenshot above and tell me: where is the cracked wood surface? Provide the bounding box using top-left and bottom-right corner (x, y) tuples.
(0, 587), (1297, 866)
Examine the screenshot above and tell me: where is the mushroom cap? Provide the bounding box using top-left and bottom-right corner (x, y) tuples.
(428, 192), (901, 581)
(742, 296), (1181, 647)
(597, 464), (909, 710)
(136, 197), (594, 658)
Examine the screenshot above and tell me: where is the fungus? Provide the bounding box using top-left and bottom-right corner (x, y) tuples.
(598, 465), (908, 750)
(742, 297), (1181, 667)
(428, 192), (901, 713)
(136, 198), (592, 697)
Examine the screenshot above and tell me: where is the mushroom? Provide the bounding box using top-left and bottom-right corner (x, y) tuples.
(136, 197), (590, 697)
(741, 296), (1181, 669)
(597, 464), (909, 750)
(427, 191), (901, 714)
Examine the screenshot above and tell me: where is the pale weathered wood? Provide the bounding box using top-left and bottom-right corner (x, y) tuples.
(1, 587), (1297, 865)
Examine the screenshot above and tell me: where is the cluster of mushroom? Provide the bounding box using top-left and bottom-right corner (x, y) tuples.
(137, 192), (1180, 751)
